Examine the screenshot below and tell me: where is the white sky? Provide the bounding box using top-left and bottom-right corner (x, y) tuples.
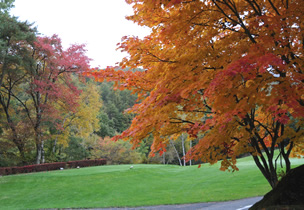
(11, 0), (150, 69)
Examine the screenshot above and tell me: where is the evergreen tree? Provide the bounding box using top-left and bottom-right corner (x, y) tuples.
(96, 81), (137, 137)
(0, 1), (36, 164)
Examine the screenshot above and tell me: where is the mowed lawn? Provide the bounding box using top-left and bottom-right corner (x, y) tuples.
(0, 156), (303, 209)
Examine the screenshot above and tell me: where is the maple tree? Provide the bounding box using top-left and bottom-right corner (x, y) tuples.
(1, 2), (98, 165)
(1, 34), (91, 164)
(87, 0), (304, 188)
(27, 35), (91, 164)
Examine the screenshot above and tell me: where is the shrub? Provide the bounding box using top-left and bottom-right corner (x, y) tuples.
(0, 159), (106, 176)
(11, 167), (24, 174)
(67, 159), (106, 168)
(0, 167), (9, 175)
(35, 164), (48, 172)
(23, 165), (35, 173)
(95, 159), (107, 166)
(45, 162), (66, 171)
(67, 161), (78, 168)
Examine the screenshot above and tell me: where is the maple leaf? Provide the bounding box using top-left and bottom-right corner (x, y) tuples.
(29, 35), (90, 164)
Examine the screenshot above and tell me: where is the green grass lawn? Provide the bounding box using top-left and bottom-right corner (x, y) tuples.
(0, 156), (303, 209)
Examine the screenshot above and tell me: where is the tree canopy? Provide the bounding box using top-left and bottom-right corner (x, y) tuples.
(87, 0), (304, 188)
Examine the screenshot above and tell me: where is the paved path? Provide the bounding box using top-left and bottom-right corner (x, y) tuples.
(86, 196), (262, 210)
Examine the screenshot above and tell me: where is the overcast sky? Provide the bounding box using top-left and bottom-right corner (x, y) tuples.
(11, 0), (150, 68)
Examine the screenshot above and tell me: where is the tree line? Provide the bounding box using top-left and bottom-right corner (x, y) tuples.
(0, 1), (193, 166)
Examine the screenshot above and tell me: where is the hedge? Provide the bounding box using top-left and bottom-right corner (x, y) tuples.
(0, 159), (106, 176)
(67, 159), (106, 168)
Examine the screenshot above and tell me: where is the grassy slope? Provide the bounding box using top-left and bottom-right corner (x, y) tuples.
(0, 156), (303, 209)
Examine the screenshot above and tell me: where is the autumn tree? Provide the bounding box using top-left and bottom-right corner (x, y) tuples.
(50, 79), (102, 160)
(1, 1), (94, 165)
(91, 136), (142, 165)
(87, 0), (304, 188)
(21, 35), (90, 164)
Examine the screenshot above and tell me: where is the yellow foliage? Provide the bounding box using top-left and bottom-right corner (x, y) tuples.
(54, 80), (102, 146)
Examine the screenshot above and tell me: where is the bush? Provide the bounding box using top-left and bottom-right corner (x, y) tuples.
(95, 159), (107, 165)
(0, 167), (11, 175)
(45, 162), (66, 171)
(23, 165), (35, 173)
(0, 159), (106, 176)
(35, 164), (48, 172)
(67, 161), (78, 168)
(67, 159), (106, 168)
(11, 167), (23, 174)
(0, 167), (5, 175)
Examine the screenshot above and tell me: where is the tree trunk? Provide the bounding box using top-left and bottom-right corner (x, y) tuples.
(16, 142), (26, 165)
(41, 140), (45, 163)
(36, 141), (45, 164)
(170, 139), (182, 166)
(189, 140), (192, 166)
(34, 90), (46, 164)
(252, 153), (278, 188)
(10, 126), (26, 164)
(181, 133), (186, 166)
(35, 126), (45, 164)
(249, 123), (280, 189)
(52, 139), (57, 154)
(36, 142), (42, 164)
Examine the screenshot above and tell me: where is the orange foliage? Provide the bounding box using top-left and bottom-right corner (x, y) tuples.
(85, 0), (304, 187)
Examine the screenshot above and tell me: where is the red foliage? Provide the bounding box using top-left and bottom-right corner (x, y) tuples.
(0, 159), (106, 176)
(67, 159), (106, 168)
(30, 34), (91, 125)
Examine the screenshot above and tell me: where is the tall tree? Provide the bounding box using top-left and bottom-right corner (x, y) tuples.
(25, 35), (90, 164)
(87, 0), (304, 188)
(0, 2), (36, 163)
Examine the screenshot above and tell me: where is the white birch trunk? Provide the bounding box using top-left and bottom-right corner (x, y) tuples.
(189, 140), (192, 166)
(170, 139), (182, 166)
(182, 133), (186, 166)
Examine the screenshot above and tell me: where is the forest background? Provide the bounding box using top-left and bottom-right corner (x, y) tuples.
(0, 0), (192, 167)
